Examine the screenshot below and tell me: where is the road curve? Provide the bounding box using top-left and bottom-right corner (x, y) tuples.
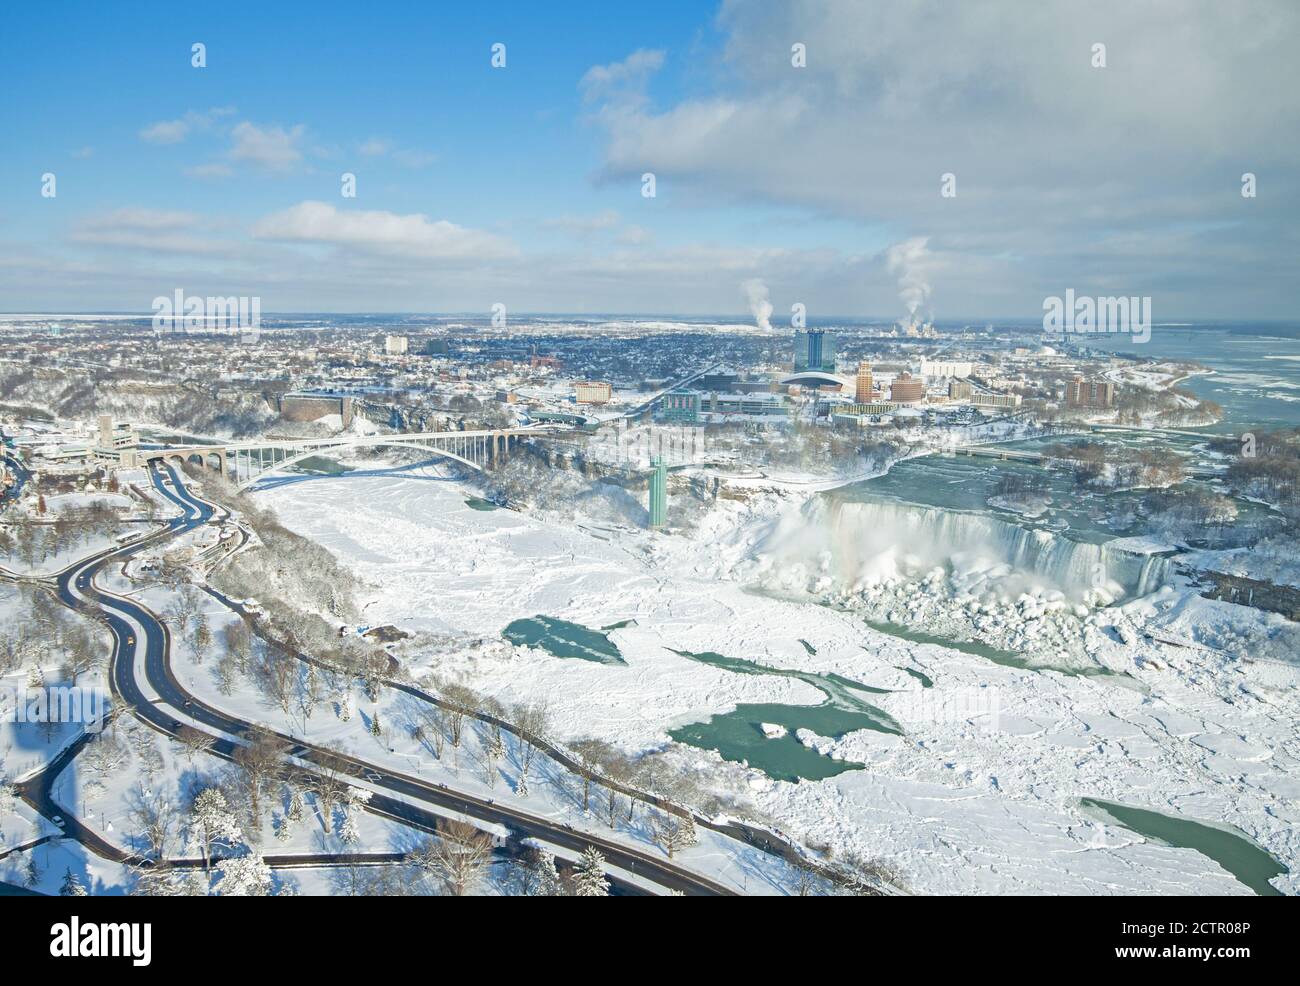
(48, 462), (736, 896)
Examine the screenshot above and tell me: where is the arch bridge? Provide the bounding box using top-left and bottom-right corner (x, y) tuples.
(141, 426), (557, 492)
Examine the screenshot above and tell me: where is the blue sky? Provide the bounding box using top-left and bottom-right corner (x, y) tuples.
(5, 3), (719, 239)
(1, 1), (1296, 318)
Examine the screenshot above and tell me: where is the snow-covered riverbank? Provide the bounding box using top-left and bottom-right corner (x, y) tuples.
(252, 464), (1298, 895)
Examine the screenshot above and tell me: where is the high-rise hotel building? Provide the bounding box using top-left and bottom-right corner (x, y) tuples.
(855, 361), (875, 403)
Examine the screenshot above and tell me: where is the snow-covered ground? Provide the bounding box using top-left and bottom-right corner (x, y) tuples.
(0, 579), (114, 784)
(116, 567), (803, 895)
(246, 463), (1298, 895)
(0, 467), (174, 577)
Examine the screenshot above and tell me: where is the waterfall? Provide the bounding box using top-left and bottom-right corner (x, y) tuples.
(817, 497), (1172, 601)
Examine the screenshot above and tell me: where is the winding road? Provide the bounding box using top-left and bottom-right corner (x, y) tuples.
(17, 461), (740, 895)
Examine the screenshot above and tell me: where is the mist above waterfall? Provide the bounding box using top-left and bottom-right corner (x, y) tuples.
(760, 495), (1171, 606)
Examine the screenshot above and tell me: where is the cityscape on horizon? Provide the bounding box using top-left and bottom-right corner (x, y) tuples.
(1, 0), (1298, 939)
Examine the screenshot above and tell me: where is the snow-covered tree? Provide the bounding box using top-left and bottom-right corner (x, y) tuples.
(649, 808), (697, 859)
(286, 786), (304, 824)
(59, 867), (88, 896)
(338, 811), (360, 845)
(191, 613), (211, 665)
(571, 846), (610, 896)
(131, 863), (208, 897)
(482, 738), (500, 788)
(520, 847), (563, 896)
(188, 787), (243, 872)
(339, 786), (371, 845)
(215, 853), (273, 896)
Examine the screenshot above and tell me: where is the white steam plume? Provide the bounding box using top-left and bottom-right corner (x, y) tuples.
(884, 236), (933, 318)
(742, 278), (773, 332)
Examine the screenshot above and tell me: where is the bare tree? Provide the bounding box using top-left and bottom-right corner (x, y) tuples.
(166, 588), (200, 642)
(439, 683), (477, 749)
(256, 642), (297, 718)
(298, 662), (325, 726)
(215, 652), (239, 695)
(81, 733), (131, 778)
(421, 704), (446, 759)
(568, 738), (612, 815)
(222, 619), (253, 676)
(791, 860), (820, 897)
(309, 747), (351, 836)
(481, 696), (506, 752)
(126, 783), (178, 861)
(233, 726), (290, 827)
(61, 625), (99, 686)
(409, 819), (493, 896)
(836, 851), (905, 896)
(600, 752), (634, 828)
(510, 699), (549, 797)
(649, 807), (697, 859)
(190, 613), (211, 665)
(174, 724), (213, 763)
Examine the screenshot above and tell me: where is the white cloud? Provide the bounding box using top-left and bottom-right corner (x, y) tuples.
(616, 224), (651, 245)
(580, 48), (665, 103)
(69, 208), (234, 255)
(542, 209), (622, 236)
(230, 122), (306, 172)
(184, 162), (233, 180)
(251, 200), (518, 262)
(354, 138), (437, 168)
(138, 106), (236, 145)
(140, 119), (189, 144)
(582, 0), (1300, 316)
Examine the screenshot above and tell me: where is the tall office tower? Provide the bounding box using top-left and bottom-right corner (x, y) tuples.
(648, 456), (667, 528)
(855, 361), (874, 403)
(794, 329), (836, 372)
